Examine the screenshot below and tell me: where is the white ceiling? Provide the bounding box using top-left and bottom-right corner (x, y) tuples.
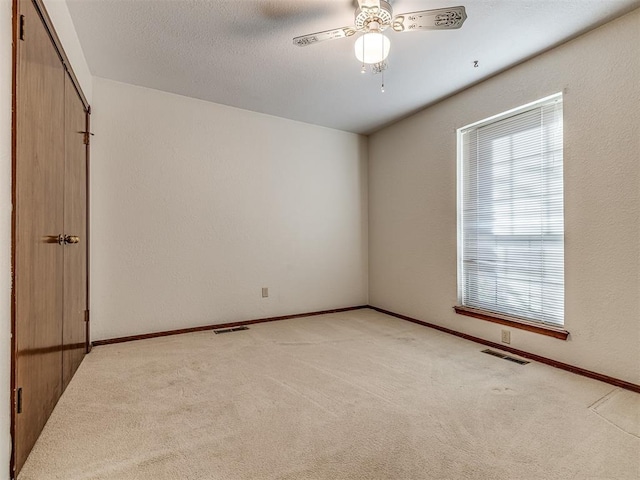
(66, 0), (640, 134)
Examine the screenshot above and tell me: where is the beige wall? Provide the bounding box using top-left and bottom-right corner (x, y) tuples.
(90, 77), (369, 341)
(369, 9), (640, 384)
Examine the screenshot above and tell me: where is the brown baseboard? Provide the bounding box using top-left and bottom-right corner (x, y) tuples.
(91, 305), (369, 346)
(369, 306), (640, 394)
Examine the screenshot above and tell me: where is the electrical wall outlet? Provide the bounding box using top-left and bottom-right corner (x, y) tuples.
(501, 329), (511, 344)
(261, 287), (268, 298)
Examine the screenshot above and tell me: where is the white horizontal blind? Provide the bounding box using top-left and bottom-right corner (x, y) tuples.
(459, 95), (564, 325)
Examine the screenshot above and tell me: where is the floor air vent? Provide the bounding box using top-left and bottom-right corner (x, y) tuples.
(503, 356), (529, 365)
(482, 349), (529, 365)
(482, 349), (507, 359)
(214, 326), (249, 334)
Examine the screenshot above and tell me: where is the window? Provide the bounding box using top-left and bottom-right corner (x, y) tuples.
(457, 94), (564, 328)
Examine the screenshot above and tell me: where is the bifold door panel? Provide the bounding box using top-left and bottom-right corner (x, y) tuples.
(62, 74), (88, 389)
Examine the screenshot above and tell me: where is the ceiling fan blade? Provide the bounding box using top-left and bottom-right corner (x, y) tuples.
(293, 26), (356, 47)
(392, 6), (467, 32)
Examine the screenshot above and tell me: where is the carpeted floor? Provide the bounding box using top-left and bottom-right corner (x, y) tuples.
(19, 309), (640, 479)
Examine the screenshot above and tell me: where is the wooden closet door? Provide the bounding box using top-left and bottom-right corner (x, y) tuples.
(62, 75), (88, 388)
(14, 0), (66, 473)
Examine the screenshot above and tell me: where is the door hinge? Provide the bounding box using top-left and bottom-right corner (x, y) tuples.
(16, 388), (22, 414)
(84, 310), (90, 322)
(19, 15), (25, 41)
(82, 131), (94, 145)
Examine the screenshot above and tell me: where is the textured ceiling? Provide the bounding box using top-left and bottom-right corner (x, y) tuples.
(66, 0), (640, 134)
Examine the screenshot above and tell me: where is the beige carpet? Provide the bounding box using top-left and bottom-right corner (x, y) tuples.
(19, 309), (640, 479)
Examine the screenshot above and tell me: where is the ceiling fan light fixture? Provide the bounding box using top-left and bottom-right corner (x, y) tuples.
(354, 32), (390, 65)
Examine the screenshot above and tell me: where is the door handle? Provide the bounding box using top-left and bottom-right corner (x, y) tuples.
(64, 235), (80, 245)
(43, 234), (66, 245)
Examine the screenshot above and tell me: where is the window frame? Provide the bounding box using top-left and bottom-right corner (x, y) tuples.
(455, 93), (569, 340)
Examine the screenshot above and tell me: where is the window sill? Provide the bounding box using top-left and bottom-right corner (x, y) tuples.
(453, 306), (569, 340)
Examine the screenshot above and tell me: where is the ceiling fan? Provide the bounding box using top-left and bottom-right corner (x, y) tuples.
(293, 0), (467, 91)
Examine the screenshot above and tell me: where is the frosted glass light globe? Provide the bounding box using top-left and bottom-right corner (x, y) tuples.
(354, 32), (390, 64)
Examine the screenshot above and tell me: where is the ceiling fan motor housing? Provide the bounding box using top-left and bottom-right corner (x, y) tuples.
(355, 1), (393, 32)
